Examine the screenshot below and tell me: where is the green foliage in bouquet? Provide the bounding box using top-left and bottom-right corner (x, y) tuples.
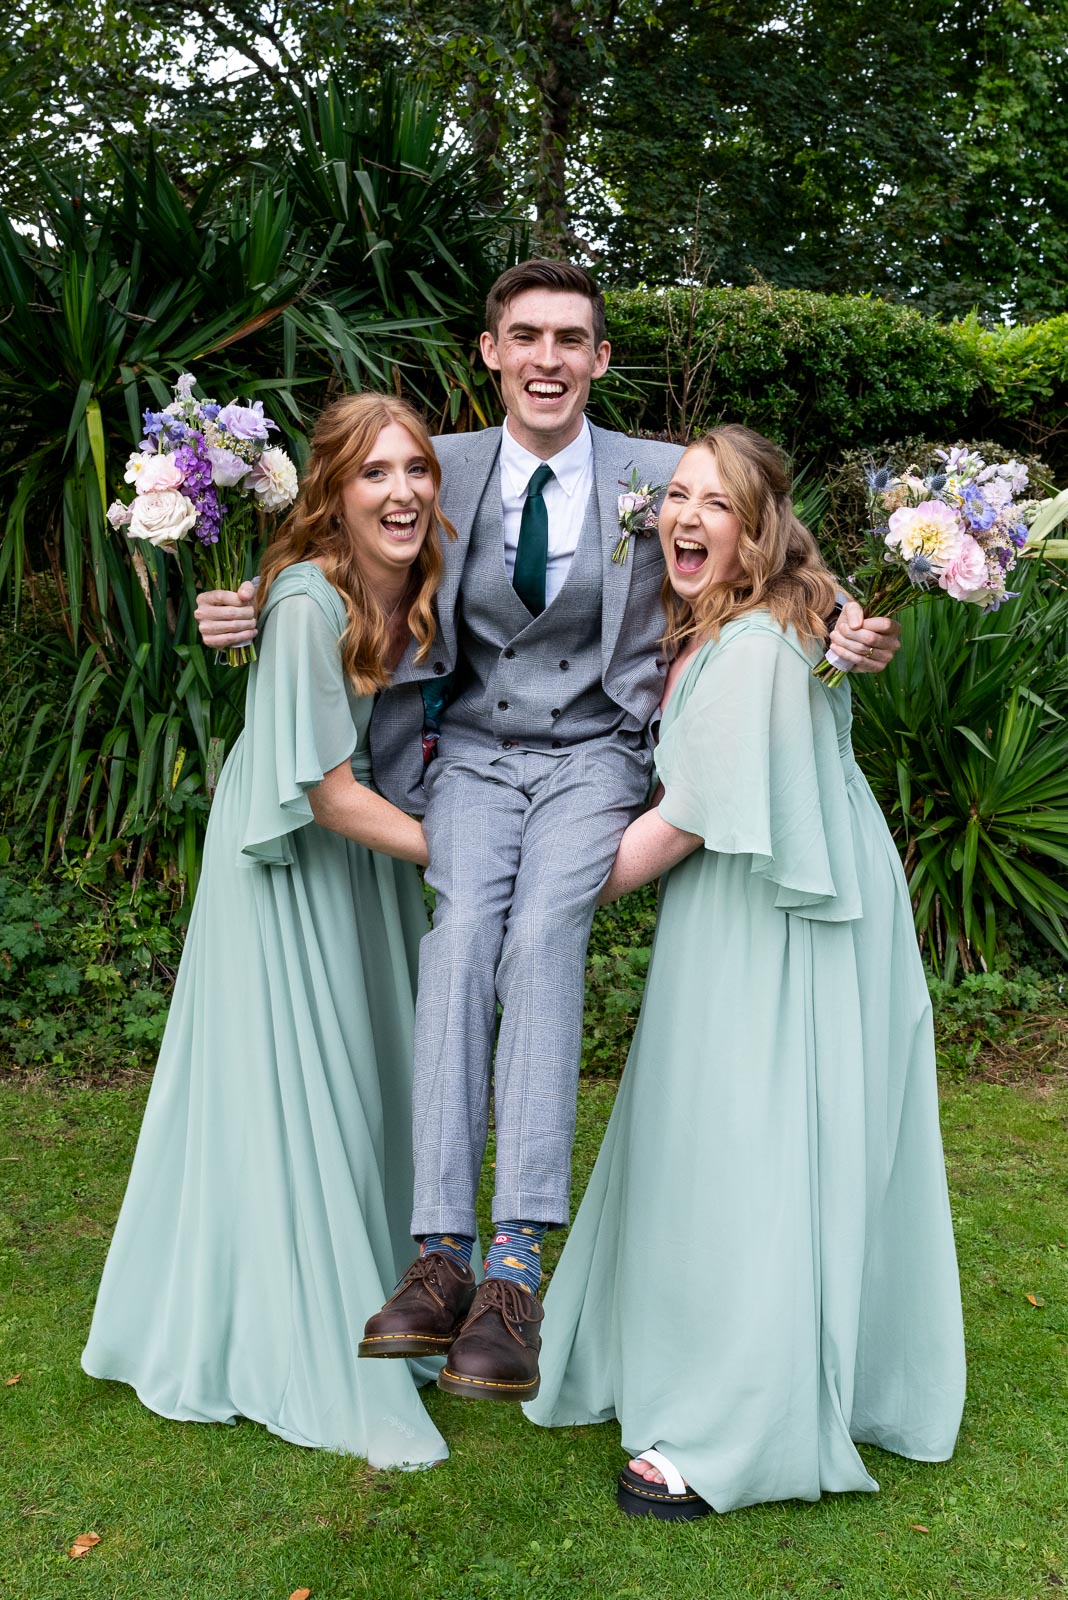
(850, 559), (1068, 980)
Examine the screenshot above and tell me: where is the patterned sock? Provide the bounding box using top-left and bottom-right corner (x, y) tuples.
(419, 1233), (474, 1272)
(483, 1221), (547, 1292)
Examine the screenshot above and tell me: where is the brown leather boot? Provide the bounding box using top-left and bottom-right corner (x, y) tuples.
(437, 1278), (544, 1401)
(358, 1253), (476, 1358)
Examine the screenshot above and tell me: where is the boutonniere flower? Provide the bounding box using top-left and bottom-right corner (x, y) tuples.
(612, 469), (663, 564)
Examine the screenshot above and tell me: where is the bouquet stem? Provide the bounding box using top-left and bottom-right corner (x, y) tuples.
(225, 642), (257, 668)
(813, 652), (850, 689)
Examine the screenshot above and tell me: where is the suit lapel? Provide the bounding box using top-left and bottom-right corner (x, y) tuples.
(592, 423), (639, 675)
(391, 426), (502, 686)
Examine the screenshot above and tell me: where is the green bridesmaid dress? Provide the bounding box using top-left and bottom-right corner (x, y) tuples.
(525, 614), (966, 1511)
(82, 563), (447, 1469)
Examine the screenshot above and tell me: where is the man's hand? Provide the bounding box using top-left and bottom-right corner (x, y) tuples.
(828, 600), (901, 674)
(194, 581), (258, 649)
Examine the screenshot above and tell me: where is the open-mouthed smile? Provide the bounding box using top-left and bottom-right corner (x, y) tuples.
(381, 510), (421, 541)
(524, 380), (567, 399)
(673, 538), (709, 574)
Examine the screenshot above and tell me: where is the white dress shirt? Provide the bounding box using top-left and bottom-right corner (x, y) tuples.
(499, 417), (594, 608)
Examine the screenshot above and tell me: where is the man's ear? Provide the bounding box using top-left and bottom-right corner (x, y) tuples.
(591, 340), (611, 381)
(479, 330), (502, 371)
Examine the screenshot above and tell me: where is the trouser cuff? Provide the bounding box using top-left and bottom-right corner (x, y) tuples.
(491, 1191), (570, 1230)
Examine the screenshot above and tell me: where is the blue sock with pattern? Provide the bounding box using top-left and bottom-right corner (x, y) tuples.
(419, 1233), (474, 1272)
(484, 1221), (547, 1292)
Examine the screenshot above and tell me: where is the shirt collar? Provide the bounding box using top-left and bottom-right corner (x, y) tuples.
(500, 416), (592, 499)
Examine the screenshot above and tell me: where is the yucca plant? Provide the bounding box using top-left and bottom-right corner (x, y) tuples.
(285, 71), (523, 429)
(850, 558), (1068, 979)
(0, 80), (518, 890)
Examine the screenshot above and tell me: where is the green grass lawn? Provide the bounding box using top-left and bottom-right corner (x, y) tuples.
(2, 1069), (1066, 1600)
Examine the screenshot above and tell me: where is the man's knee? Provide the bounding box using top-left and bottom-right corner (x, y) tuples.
(498, 897), (595, 976)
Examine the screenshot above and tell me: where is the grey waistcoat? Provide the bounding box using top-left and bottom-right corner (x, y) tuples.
(368, 424), (686, 812)
(442, 469), (640, 757)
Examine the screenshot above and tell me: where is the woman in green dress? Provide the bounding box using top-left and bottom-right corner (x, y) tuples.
(524, 425), (966, 1516)
(82, 393), (455, 1468)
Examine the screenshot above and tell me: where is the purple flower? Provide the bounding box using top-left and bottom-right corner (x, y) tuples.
(963, 484), (997, 531)
(216, 399), (277, 443)
(206, 446), (251, 488)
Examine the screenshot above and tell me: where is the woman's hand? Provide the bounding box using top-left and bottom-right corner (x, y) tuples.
(194, 581), (259, 649)
(828, 601), (901, 673)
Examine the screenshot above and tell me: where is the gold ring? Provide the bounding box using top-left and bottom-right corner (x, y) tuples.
(865, 645), (875, 659)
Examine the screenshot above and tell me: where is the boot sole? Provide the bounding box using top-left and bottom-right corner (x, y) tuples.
(436, 1366), (541, 1401)
(358, 1333), (459, 1358)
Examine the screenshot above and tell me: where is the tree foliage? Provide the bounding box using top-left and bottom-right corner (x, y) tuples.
(8, 0), (1067, 321)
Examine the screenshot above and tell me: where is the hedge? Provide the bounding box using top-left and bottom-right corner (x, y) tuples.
(593, 285), (1068, 475)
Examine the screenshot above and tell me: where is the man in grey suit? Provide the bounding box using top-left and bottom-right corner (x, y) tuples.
(196, 259), (897, 1403)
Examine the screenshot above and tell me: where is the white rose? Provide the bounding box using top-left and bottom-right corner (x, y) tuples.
(135, 453), (185, 494)
(248, 446), (299, 512)
(107, 499), (132, 528)
(128, 490), (198, 548)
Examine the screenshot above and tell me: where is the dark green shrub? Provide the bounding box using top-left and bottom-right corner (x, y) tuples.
(597, 285), (980, 465)
(930, 966), (1066, 1077)
(0, 860), (183, 1075)
(581, 888), (658, 1076)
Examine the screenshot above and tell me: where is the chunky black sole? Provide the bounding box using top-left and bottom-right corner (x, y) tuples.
(616, 1466), (712, 1522)
(436, 1365), (541, 1402)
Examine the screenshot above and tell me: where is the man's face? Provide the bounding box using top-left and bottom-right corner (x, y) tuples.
(479, 288), (611, 458)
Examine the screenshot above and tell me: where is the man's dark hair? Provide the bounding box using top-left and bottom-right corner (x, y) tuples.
(485, 258), (607, 347)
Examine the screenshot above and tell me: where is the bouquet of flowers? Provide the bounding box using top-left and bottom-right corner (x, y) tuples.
(107, 373), (299, 665)
(816, 446), (1045, 687)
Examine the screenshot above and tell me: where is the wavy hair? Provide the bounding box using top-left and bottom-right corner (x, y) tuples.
(662, 424), (837, 655)
(256, 393), (455, 694)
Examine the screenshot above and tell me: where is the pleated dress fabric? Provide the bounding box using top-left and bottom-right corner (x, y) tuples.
(82, 563), (447, 1469)
(524, 615), (966, 1512)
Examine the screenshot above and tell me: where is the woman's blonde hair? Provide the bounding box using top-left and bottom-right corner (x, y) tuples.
(662, 423), (837, 654)
(256, 392), (455, 694)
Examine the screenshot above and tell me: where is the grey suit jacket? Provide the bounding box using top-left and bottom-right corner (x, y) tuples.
(370, 422), (684, 812)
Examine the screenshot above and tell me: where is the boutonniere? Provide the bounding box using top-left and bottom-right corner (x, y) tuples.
(612, 469), (663, 564)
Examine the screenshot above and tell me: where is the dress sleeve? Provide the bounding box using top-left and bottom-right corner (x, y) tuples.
(654, 625), (862, 922)
(239, 590), (358, 866)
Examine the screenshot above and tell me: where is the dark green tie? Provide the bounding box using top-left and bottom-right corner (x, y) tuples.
(513, 462), (554, 616)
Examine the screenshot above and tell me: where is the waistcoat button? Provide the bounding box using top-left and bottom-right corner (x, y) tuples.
(498, 700), (509, 710)
(558, 659), (569, 670)
(501, 739), (514, 749)
(551, 740), (562, 749)
(433, 662), (446, 674)
(550, 708), (561, 719)
(503, 647), (516, 659)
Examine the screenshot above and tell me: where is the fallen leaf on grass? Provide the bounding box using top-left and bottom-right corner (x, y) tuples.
(5, 1374), (22, 1386)
(1026, 1293), (1046, 1307)
(909, 1524), (930, 1534)
(69, 1532), (101, 1559)
(289, 1589), (312, 1599)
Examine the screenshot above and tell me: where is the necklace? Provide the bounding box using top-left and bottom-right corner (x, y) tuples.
(381, 588), (410, 628)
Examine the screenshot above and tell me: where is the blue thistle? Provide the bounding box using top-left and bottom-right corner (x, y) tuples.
(907, 553), (935, 587)
(865, 461), (895, 492)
